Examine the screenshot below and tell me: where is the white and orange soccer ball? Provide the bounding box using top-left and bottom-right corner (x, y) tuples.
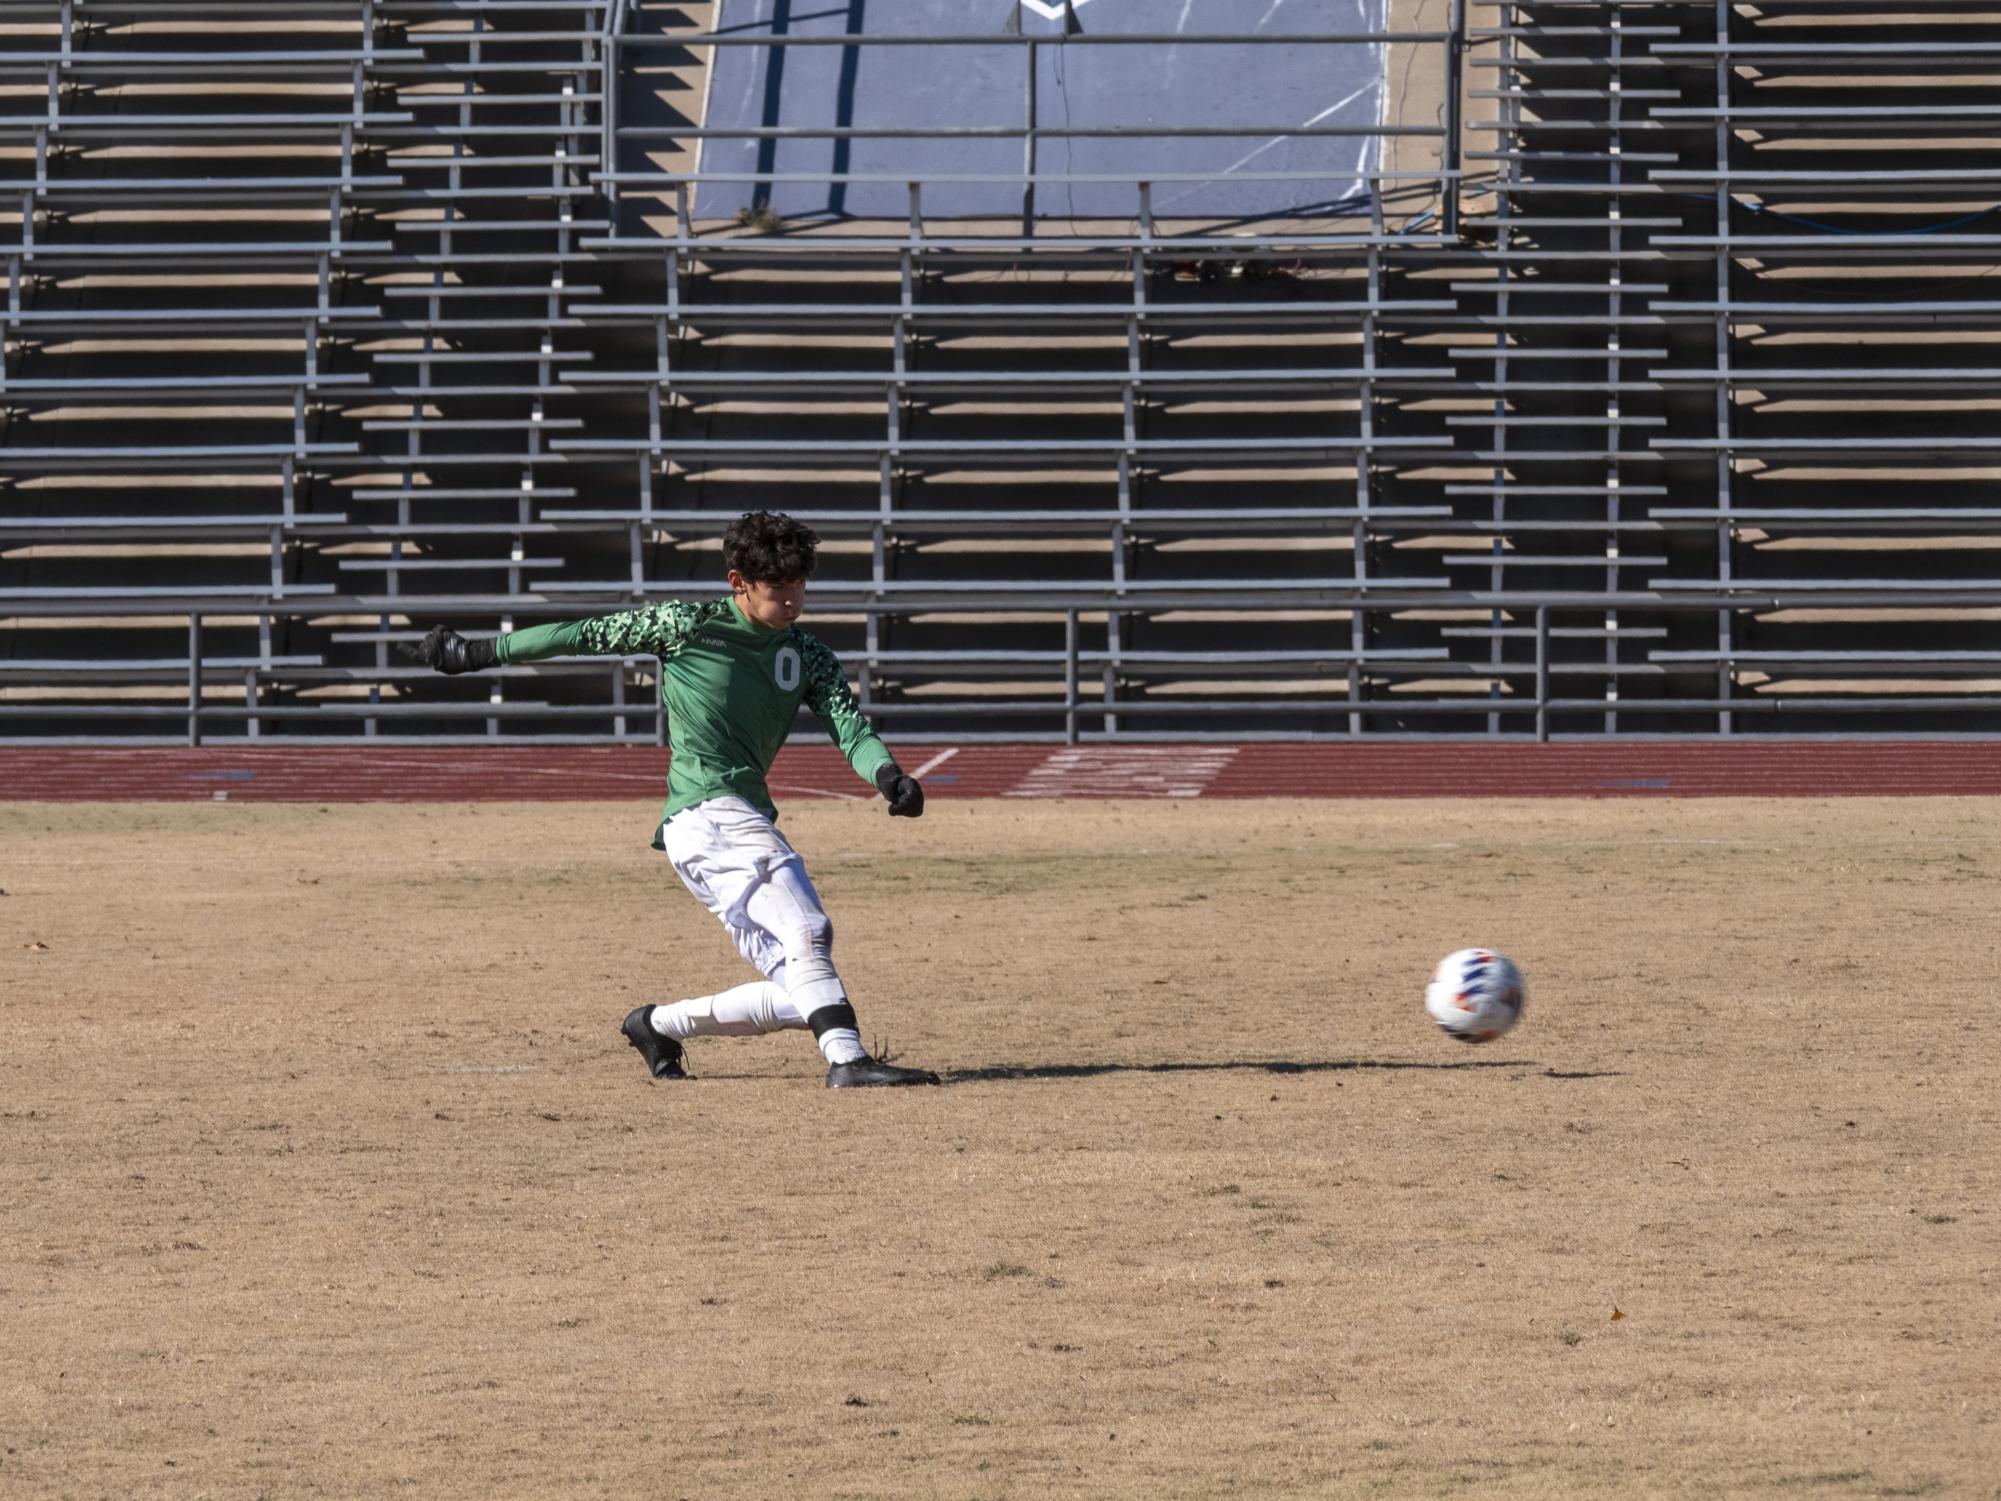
(1424, 949), (1526, 1043)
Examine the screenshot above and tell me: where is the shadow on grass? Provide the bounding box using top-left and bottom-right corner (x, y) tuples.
(941, 1058), (1617, 1085)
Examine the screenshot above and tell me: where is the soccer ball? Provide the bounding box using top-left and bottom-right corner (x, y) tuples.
(1424, 949), (1525, 1043)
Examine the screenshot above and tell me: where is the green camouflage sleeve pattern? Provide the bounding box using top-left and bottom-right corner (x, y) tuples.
(798, 631), (896, 787)
(575, 599), (707, 658)
(498, 600), (708, 663)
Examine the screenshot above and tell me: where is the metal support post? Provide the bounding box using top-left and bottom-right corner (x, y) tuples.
(1022, 39), (1038, 236)
(187, 614), (203, 747)
(1064, 609), (1079, 745)
(1442, 0), (1464, 238)
(1535, 607), (1549, 743)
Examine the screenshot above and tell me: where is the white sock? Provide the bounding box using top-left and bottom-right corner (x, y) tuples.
(652, 982), (802, 1040)
(815, 1027), (867, 1066)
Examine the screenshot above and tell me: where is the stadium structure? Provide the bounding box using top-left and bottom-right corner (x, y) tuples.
(5, 0), (2001, 744)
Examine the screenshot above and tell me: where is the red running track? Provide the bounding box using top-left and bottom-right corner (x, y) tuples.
(0, 741), (1997, 801)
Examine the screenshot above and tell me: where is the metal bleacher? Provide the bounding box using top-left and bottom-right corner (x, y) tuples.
(5, 0), (2001, 742)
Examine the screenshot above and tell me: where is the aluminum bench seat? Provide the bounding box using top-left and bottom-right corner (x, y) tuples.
(1652, 169), (2001, 188)
(6, 241), (395, 266)
(0, 443), (362, 469)
(1457, 447), (1667, 464)
(368, 383), (587, 398)
(1653, 234), (2001, 257)
(555, 367), (1459, 393)
(1421, 519), (1681, 534)
(582, 233), (1462, 256)
(396, 27), (614, 40)
(1441, 625), (1670, 641)
(37, 47), (423, 68)
(396, 91), (606, 107)
(1653, 509), (2001, 532)
(1442, 553), (1670, 568)
(1645, 578), (2001, 596)
(380, 1), (611, 9)
(0, 584), (337, 602)
(1446, 347), (1669, 362)
(0, 375), (372, 396)
(1654, 651), (2001, 671)
(0, 656), (322, 682)
(359, 417), (587, 431)
(567, 300), (1461, 326)
(348, 486), (580, 501)
(350, 248), (601, 265)
(23, 113), (418, 136)
(7, 176), (406, 200)
(1649, 40), (2001, 63)
(1447, 280), (1671, 295)
(1447, 484), (1670, 497)
(298, 524), (587, 542)
(522, 578), (1456, 604)
(1652, 301), (2001, 324)
(1653, 437), (2001, 458)
(378, 284), (599, 298)
(347, 186), (601, 203)
(333, 556), (566, 571)
(370, 349), (594, 363)
(1654, 367), (2001, 390)
(372, 61), (613, 77)
(388, 153), (605, 168)
(1456, 380), (1667, 395)
(537, 506), (1455, 533)
(386, 219), (613, 234)
(1444, 415), (1668, 428)
(549, 435), (1441, 462)
(1652, 107), (2001, 127)
(1, 307), (383, 327)
(1472, 23), (1680, 38)
(0, 514), (350, 539)
(373, 315), (590, 332)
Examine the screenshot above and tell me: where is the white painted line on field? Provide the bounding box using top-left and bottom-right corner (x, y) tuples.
(908, 747), (960, 780)
(767, 781), (867, 801)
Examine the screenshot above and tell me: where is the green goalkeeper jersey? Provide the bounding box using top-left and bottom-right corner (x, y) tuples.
(495, 597), (895, 830)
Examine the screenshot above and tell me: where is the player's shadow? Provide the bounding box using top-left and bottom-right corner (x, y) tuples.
(943, 1059), (1613, 1084)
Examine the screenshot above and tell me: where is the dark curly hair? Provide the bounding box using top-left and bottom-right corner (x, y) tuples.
(722, 510), (819, 584)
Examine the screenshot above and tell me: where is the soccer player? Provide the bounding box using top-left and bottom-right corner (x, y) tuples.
(407, 510), (939, 1089)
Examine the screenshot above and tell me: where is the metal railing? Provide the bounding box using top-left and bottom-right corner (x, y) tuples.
(8, 586), (1999, 746)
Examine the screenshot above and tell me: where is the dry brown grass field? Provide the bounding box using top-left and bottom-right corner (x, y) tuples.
(3, 796), (1998, 1500)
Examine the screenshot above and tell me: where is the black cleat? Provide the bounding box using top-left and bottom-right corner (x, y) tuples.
(621, 1005), (690, 1081)
(826, 1057), (940, 1089)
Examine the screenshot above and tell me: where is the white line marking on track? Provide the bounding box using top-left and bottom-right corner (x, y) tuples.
(907, 747), (960, 780)
(767, 782), (867, 801)
(1003, 746), (1239, 799)
(293, 753), (666, 784)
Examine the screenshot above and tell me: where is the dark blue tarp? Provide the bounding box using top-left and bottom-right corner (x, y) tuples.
(693, 0), (1389, 221)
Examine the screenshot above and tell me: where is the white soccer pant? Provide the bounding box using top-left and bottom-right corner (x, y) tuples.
(658, 796), (858, 1053)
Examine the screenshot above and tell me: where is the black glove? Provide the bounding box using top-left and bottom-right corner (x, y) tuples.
(874, 763), (924, 818)
(402, 625), (498, 675)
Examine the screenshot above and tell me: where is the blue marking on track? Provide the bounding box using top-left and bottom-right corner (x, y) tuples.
(186, 770), (258, 780)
